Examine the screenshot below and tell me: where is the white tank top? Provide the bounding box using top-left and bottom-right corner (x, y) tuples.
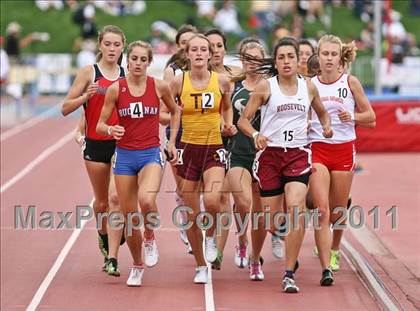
(260, 76), (311, 148)
(310, 74), (356, 143)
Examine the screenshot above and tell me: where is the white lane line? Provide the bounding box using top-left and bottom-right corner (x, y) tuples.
(25, 201), (93, 311)
(342, 238), (400, 311)
(1, 130), (74, 193)
(1, 103), (61, 142)
(205, 261), (215, 311)
(202, 231), (215, 311)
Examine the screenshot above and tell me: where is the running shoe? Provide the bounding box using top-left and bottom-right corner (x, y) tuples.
(271, 235), (284, 259)
(144, 238), (159, 267)
(212, 250), (223, 270)
(283, 276), (299, 293)
(105, 258), (120, 277)
(205, 236), (217, 263)
(126, 266), (144, 286)
(330, 250), (341, 271)
(249, 260), (264, 281)
(194, 266), (208, 284)
(234, 243), (249, 268)
(320, 268), (334, 286)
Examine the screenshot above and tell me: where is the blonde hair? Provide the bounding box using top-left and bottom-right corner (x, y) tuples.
(96, 25), (126, 64)
(231, 41), (266, 83)
(185, 34), (213, 71)
(317, 34), (357, 67)
(185, 34), (213, 54)
(126, 40), (153, 63)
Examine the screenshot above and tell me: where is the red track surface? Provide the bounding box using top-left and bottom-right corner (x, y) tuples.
(1, 113), (416, 311)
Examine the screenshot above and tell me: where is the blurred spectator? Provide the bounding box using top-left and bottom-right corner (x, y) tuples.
(330, 0), (355, 8)
(81, 3), (97, 39)
(4, 23), (47, 118)
(93, 0), (146, 16)
(148, 21), (177, 54)
(383, 10), (407, 42)
(297, 0), (329, 25)
(71, 1), (98, 39)
(5, 22), (49, 63)
(360, 20), (374, 50)
(249, 1), (278, 44)
(383, 10), (419, 61)
(272, 23), (290, 46)
(273, 0), (297, 18)
(76, 39), (96, 68)
(196, 0), (216, 20)
(354, 0), (373, 22)
(290, 15), (306, 39)
(35, 0), (64, 11)
(213, 0), (246, 38)
(410, 0), (420, 16)
(0, 36), (10, 85)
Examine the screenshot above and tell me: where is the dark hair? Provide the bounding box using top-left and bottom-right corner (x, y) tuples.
(205, 28), (227, 50)
(299, 39), (315, 54)
(166, 24), (197, 68)
(165, 48), (190, 71)
(273, 37), (299, 60)
(239, 37), (300, 77)
(307, 54), (320, 77)
(175, 24), (197, 45)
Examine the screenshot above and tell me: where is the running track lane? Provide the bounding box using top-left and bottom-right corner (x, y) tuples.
(1, 138), (92, 310)
(2, 119), (381, 310)
(1, 118), (77, 183)
(30, 166), (207, 311)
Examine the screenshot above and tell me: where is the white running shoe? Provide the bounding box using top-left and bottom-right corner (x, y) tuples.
(205, 236), (217, 263)
(234, 243), (249, 268)
(249, 260), (264, 281)
(144, 238), (159, 267)
(194, 266), (208, 284)
(271, 235), (284, 259)
(126, 267), (144, 287)
(283, 276), (299, 293)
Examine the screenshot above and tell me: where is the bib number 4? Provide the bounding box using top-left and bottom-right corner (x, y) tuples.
(130, 102), (143, 118)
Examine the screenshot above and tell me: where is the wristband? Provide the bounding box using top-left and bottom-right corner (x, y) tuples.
(252, 131), (259, 139)
(107, 126), (112, 136)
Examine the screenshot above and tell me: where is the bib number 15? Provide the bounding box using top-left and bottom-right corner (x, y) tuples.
(283, 130), (294, 142)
